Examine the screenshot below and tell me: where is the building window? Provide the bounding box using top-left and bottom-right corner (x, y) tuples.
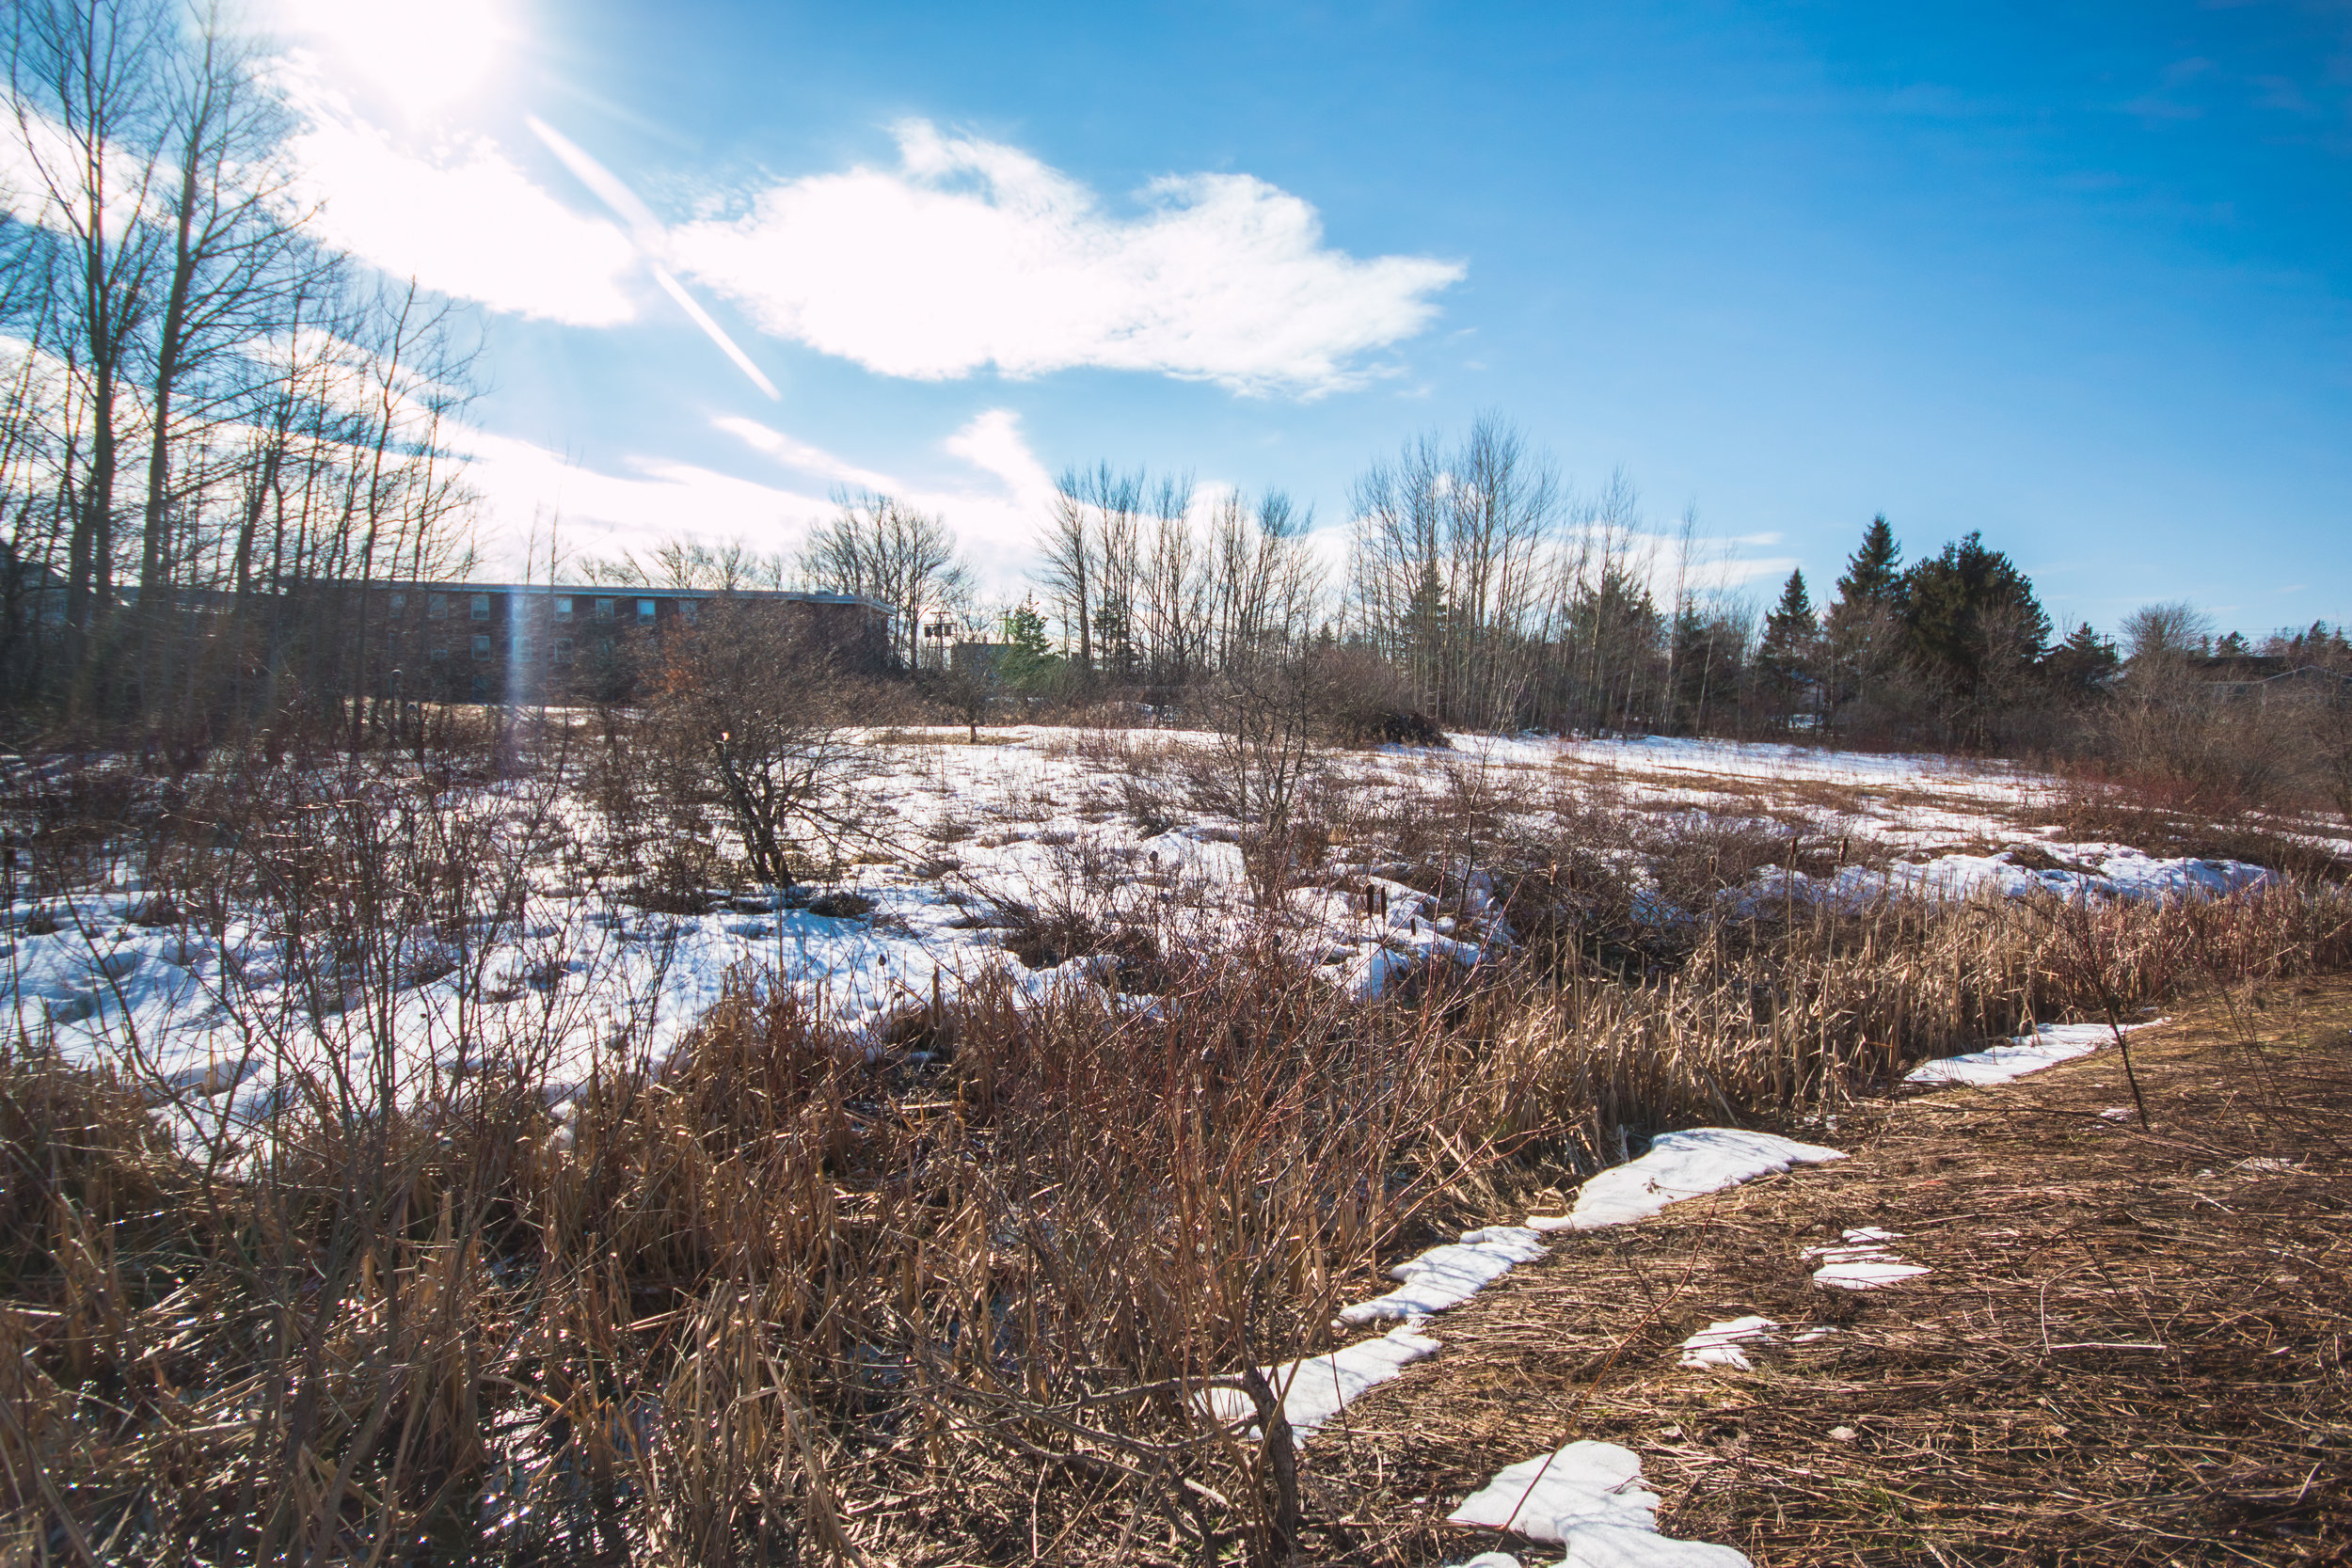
(554, 638), (574, 665)
(596, 638), (614, 658)
(637, 597), (657, 625)
(470, 593), (491, 621)
(554, 595), (573, 619)
(389, 592), (405, 612)
(428, 646), (450, 662)
(469, 675), (487, 700)
(428, 594), (448, 619)
(678, 599), (700, 626)
(471, 634), (492, 661)
(511, 637), (532, 662)
(594, 597), (614, 621)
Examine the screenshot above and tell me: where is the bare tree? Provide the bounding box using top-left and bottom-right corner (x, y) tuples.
(132, 8), (310, 701)
(2120, 600), (2213, 667)
(1, 0), (484, 735)
(798, 491), (971, 671)
(1037, 465), (1148, 680)
(1139, 472), (1206, 687)
(1348, 413), (1561, 728)
(580, 531), (787, 592)
(9, 0), (171, 668)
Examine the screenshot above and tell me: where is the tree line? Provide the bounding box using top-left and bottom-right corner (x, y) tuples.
(777, 414), (2346, 812)
(1, 0), (479, 740)
(0, 0), (2337, 805)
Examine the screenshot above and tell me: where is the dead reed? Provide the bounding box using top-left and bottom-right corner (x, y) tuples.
(5, 728), (2351, 1563)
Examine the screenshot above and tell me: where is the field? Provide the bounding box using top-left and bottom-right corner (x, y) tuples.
(3, 717), (2348, 1565)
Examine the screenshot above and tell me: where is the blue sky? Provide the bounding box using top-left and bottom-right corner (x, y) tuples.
(260, 0), (2351, 635)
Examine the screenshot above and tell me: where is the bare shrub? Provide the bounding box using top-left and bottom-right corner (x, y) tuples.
(2051, 766), (2352, 880)
(645, 595), (881, 887)
(1309, 643), (1448, 748)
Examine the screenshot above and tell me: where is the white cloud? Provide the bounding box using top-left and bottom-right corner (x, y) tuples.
(263, 0), (515, 119)
(277, 69), (641, 325)
(712, 415), (899, 494)
(462, 408), (1055, 596)
(717, 408), (1056, 582)
(944, 409), (1057, 516)
(669, 120), (1465, 395)
(0, 103), (152, 241)
(459, 427), (827, 575)
(1622, 531), (1794, 600)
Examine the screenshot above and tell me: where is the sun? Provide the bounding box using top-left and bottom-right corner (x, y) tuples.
(272, 0), (516, 116)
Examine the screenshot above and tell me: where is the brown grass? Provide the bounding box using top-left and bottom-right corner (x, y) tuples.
(6, 725), (2352, 1564)
(1295, 981), (2352, 1566)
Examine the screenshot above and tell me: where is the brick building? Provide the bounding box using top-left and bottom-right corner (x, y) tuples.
(355, 582), (886, 704)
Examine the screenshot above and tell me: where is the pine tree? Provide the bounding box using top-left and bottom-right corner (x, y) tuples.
(1820, 517), (1908, 736)
(1836, 515), (1902, 607)
(998, 601), (1057, 692)
(2043, 622), (2120, 701)
(1761, 569), (1816, 651)
(1900, 531), (2051, 741)
(1403, 562), (1449, 715)
(1756, 569), (1823, 725)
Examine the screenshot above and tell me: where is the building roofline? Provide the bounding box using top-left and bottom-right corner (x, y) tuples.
(305, 578), (883, 610)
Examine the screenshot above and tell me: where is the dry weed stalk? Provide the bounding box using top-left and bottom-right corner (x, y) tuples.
(4, 728), (2350, 1562)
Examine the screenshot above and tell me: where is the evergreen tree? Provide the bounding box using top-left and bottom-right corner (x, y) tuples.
(1759, 570), (1818, 663)
(1820, 517), (1909, 735)
(1836, 515), (1903, 607)
(1670, 605), (1745, 735)
(1403, 562), (1449, 711)
(1756, 569), (1823, 725)
(2042, 622), (2120, 701)
(1090, 594), (1135, 681)
(1900, 531), (2051, 739)
(998, 601), (1057, 692)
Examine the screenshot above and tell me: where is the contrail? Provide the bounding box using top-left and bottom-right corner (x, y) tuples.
(527, 114), (780, 401)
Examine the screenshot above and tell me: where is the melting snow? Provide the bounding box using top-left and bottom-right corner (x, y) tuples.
(1447, 1440), (1752, 1564)
(1677, 1315), (1779, 1370)
(1872, 845), (2269, 902)
(1805, 1227), (1930, 1290)
(1528, 1130), (1846, 1231)
(1905, 1020), (2163, 1087)
(1736, 847), (2269, 915)
(1340, 1227), (1547, 1324)
(1199, 1325), (1439, 1443)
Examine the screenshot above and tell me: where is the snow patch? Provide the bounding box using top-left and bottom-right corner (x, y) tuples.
(1528, 1130), (1845, 1232)
(1199, 1325), (1439, 1443)
(1677, 1315), (1778, 1370)
(1447, 1440), (1752, 1564)
(1805, 1227), (1929, 1290)
(1339, 1227), (1546, 1324)
(1905, 1020), (2164, 1088)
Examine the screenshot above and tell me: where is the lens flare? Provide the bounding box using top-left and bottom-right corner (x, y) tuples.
(273, 0), (514, 114)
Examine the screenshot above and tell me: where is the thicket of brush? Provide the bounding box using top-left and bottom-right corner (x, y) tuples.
(9, 845), (2352, 1560)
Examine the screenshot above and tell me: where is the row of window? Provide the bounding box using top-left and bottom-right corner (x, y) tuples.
(424, 637), (616, 664)
(387, 592), (692, 625)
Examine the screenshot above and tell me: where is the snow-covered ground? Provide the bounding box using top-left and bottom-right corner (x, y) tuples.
(1528, 1130), (1848, 1231)
(0, 727), (2273, 1149)
(1904, 1019), (2162, 1087)
(1447, 1439), (1754, 1564)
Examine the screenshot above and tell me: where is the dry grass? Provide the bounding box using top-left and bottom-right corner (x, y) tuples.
(1297, 981), (2352, 1566)
(5, 723), (2351, 1563)
(2044, 771), (2352, 881)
